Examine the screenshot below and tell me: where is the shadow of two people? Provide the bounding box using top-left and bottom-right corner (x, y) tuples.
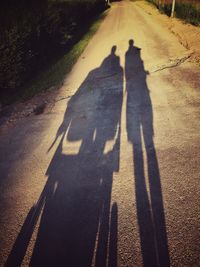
(5, 40), (170, 267)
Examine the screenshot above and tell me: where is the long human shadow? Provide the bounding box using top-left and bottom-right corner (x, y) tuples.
(5, 46), (122, 267)
(125, 40), (170, 267)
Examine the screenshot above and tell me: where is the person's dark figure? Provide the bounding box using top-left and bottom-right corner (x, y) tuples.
(125, 39), (170, 267)
(5, 46), (122, 267)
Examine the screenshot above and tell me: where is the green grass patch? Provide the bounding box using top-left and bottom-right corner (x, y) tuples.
(3, 10), (108, 105)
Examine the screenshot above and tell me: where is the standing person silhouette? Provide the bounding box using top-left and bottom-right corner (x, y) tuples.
(30, 46), (123, 267)
(5, 46), (122, 267)
(125, 39), (170, 267)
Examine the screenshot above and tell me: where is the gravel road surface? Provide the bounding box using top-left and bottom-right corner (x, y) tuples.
(0, 1), (200, 266)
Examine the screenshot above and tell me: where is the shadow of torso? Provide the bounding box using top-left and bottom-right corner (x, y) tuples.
(125, 44), (153, 147)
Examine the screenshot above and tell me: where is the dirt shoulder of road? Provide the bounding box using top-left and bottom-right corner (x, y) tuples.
(137, 1), (200, 64)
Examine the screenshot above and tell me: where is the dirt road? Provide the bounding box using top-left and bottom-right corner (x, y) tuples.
(0, 1), (200, 266)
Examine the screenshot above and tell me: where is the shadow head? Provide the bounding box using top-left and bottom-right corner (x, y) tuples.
(129, 39), (134, 47)
(111, 45), (117, 55)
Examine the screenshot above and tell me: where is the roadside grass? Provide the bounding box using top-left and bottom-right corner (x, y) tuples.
(147, 0), (200, 25)
(2, 10), (108, 106)
(173, 2), (200, 25)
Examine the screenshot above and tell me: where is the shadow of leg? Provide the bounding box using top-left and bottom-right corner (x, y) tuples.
(146, 143), (170, 267)
(108, 202), (118, 267)
(133, 136), (158, 267)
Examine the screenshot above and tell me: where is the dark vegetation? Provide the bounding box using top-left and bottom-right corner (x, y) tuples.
(148, 0), (200, 25)
(0, 0), (108, 105)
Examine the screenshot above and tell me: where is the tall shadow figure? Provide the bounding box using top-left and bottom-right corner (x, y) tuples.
(125, 40), (170, 267)
(5, 46), (122, 267)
